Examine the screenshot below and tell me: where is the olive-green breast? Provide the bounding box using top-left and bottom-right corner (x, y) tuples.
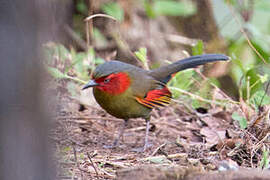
(93, 86), (151, 119)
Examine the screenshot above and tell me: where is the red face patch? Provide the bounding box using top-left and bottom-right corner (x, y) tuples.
(94, 72), (131, 95)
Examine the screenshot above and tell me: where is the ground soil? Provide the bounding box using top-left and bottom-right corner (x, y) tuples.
(50, 86), (270, 180)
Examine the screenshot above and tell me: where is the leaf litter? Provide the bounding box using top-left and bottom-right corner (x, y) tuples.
(49, 78), (270, 180)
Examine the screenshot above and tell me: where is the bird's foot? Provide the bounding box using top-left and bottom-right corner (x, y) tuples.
(103, 144), (117, 149)
(103, 139), (120, 149)
(131, 143), (152, 152)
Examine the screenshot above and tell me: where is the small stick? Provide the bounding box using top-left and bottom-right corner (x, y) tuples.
(72, 145), (88, 180)
(139, 153), (188, 162)
(87, 152), (99, 177)
(85, 13), (117, 22)
(72, 145), (84, 179)
(151, 143), (167, 156)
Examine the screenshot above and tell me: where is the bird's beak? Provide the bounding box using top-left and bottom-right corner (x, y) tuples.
(82, 80), (99, 90)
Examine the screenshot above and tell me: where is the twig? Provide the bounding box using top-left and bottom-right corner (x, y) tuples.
(85, 13), (117, 22)
(151, 143), (167, 156)
(170, 87), (238, 106)
(125, 126), (146, 132)
(72, 146), (86, 180)
(65, 74), (87, 84)
(253, 132), (270, 151)
(87, 152), (99, 177)
(139, 153), (187, 162)
(57, 116), (122, 122)
(99, 168), (115, 178)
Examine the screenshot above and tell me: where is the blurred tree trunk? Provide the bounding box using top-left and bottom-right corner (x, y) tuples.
(169, 0), (225, 51)
(0, 0), (55, 179)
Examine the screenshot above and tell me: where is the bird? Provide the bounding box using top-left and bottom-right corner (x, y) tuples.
(82, 54), (229, 151)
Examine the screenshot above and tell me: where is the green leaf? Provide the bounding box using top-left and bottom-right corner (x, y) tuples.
(225, 0), (237, 5)
(101, 2), (124, 21)
(76, 0), (88, 15)
(62, 146), (71, 153)
(55, 44), (70, 62)
(47, 67), (66, 79)
(135, 47), (147, 63)
(153, 0), (196, 17)
(169, 69), (195, 91)
(260, 149), (269, 169)
(93, 27), (108, 47)
(95, 57), (105, 65)
(250, 90), (270, 107)
(144, 0), (156, 18)
(232, 112), (247, 129)
(245, 69), (263, 98)
(191, 99), (202, 109)
(135, 47), (149, 69)
(259, 74), (269, 83)
(255, 0), (270, 12)
(192, 40), (204, 55)
(145, 156), (170, 164)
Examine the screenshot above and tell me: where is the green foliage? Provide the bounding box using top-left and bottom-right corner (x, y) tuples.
(229, 39), (270, 101)
(191, 40), (212, 108)
(76, 0), (88, 15)
(135, 47), (147, 63)
(231, 112), (247, 129)
(168, 40), (226, 108)
(145, 156), (171, 164)
(135, 47), (149, 69)
(246, 68), (264, 98)
(255, 0), (270, 12)
(213, 1), (270, 103)
(260, 148), (270, 169)
(144, 0), (196, 18)
(101, 2), (124, 21)
(169, 40), (203, 104)
(44, 43), (69, 63)
(144, 0), (156, 18)
(93, 28), (108, 48)
(250, 90), (270, 109)
(169, 69), (195, 98)
(224, 0), (237, 5)
(44, 42), (104, 86)
(72, 14), (85, 38)
(47, 67), (66, 79)
(192, 40), (204, 55)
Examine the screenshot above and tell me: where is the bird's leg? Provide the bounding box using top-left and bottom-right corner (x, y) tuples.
(142, 117), (151, 151)
(113, 119), (128, 146)
(104, 119), (128, 149)
(132, 117), (151, 152)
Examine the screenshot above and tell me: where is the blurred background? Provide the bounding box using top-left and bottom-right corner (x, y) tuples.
(46, 0), (270, 106)
(1, 0), (270, 179)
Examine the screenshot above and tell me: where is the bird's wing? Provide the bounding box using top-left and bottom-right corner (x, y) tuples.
(135, 85), (172, 109)
(128, 69), (172, 109)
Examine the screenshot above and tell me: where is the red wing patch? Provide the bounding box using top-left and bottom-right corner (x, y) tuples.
(135, 87), (172, 109)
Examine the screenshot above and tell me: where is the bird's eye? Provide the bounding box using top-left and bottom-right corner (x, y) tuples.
(104, 78), (110, 83)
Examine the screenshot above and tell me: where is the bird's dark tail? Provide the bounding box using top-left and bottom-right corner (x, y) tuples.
(150, 54), (230, 84)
